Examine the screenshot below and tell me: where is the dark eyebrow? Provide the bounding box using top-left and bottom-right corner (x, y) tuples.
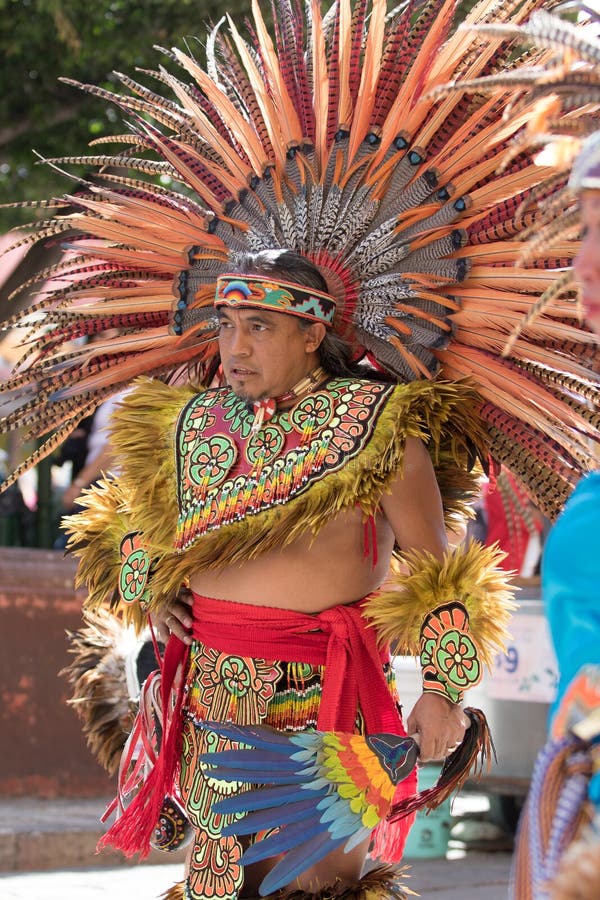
(217, 309), (275, 325)
(245, 313), (274, 325)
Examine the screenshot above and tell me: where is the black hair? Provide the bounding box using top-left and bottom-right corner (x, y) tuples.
(228, 248), (329, 293)
(226, 249), (368, 377)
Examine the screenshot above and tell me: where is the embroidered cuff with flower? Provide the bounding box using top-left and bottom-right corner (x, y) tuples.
(118, 531), (154, 611)
(420, 601), (483, 704)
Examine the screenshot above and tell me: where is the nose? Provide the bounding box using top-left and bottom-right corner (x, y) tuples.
(227, 325), (251, 357)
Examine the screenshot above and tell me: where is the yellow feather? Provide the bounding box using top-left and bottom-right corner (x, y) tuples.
(364, 541), (516, 666)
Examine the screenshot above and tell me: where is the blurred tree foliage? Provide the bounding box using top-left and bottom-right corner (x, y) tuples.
(0, 0), (251, 229)
(0, 0), (482, 231)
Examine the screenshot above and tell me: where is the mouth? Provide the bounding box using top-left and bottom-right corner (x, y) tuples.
(230, 367), (256, 378)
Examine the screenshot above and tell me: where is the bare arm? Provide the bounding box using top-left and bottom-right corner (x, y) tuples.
(379, 436), (447, 559)
(380, 436), (470, 762)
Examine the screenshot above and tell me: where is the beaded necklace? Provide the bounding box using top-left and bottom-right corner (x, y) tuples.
(248, 366), (327, 435)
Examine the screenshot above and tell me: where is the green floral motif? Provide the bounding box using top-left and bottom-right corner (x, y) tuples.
(189, 434), (237, 487)
(246, 424), (285, 465)
(119, 547), (151, 604)
(422, 630), (481, 695)
(290, 391), (334, 432)
(221, 656), (254, 698)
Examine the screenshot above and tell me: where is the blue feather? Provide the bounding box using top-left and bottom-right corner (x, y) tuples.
(199, 749), (301, 771)
(201, 767), (309, 784)
(321, 796), (358, 826)
(289, 732), (321, 749)
(328, 815), (360, 839)
(213, 782), (323, 814)
(344, 825), (372, 852)
(200, 720), (298, 751)
(316, 793), (338, 811)
(221, 799), (323, 836)
(241, 819), (327, 863)
(258, 832), (347, 895)
(301, 776), (332, 790)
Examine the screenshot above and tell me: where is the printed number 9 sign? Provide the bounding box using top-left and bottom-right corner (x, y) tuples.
(495, 645), (519, 674)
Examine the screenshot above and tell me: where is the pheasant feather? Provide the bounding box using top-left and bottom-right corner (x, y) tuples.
(1, 0), (598, 520)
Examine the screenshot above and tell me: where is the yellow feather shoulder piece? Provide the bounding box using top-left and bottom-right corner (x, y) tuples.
(364, 541), (516, 668)
(65, 377), (197, 622)
(108, 377), (197, 554)
(63, 477), (148, 630)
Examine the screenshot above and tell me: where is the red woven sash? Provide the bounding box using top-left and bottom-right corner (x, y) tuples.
(99, 592), (405, 858)
(191, 592), (402, 735)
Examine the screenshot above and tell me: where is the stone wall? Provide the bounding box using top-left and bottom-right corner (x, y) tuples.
(0, 548), (111, 797)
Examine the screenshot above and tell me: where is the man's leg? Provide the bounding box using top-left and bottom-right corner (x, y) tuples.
(241, 837), (413, 899)
(286, 837), (370, 893)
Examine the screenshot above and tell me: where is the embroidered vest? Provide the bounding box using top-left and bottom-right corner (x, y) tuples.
(174, 377), (394, 552)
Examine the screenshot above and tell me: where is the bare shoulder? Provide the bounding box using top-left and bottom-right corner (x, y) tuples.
(379, 435), (447, 557)
(402, 434), (432, 471)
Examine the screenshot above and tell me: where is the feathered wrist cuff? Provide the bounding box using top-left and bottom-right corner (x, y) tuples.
(365, 541), (516, 698)
(118, 531), (154, 612)
(420, 601), (482, 703)
(65, 478), (155, 632)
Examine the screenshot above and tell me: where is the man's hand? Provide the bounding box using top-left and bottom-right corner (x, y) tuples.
(406, 692), (470, 761)
(153, 588), (194, 645)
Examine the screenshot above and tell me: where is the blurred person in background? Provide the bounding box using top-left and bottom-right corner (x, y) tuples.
(511, 131), (600, 900)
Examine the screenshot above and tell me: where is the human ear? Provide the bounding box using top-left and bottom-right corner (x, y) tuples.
(302, 322), (326, 353)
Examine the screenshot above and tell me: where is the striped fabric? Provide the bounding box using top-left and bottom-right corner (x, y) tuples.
(510, 735), (593, 899)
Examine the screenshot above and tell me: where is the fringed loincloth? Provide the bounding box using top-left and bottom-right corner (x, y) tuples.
(178, 593), (417, 900)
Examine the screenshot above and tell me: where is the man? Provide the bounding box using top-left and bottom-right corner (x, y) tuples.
(70, 249), (509, 900)
(7, 2), (589, 897)
(509, 132), (600, 900)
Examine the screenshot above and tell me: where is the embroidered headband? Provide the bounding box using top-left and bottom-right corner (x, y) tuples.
(214, 274), (337, 327)
(569, 131), (600, 193)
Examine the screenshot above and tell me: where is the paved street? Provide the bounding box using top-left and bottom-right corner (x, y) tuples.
(0, 863), (183, 899)
(0, 792), (514, 898)
(0, 852), (513, 899)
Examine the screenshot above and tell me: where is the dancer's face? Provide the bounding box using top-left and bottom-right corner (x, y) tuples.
(574, 191), (600, 338)
(218, 307), (325, 401)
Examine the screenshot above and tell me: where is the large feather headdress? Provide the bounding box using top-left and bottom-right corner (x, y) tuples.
(442, 2), (600, 347)
(1, 0), (598, 519)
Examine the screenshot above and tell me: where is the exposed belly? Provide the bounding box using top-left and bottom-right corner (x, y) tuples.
(189, 507), (395, 613)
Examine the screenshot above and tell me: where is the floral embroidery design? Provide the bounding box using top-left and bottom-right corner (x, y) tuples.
(179, 646), (283, 900)
(188, 434), (237, 490)
(187, 646), (282, 723)
(420, 602), (482, 703)
(245, 423), (285, 465)
(175, 379), (393, 551)
(118, 532), (151, 606)
(289, 391), (334, 432)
